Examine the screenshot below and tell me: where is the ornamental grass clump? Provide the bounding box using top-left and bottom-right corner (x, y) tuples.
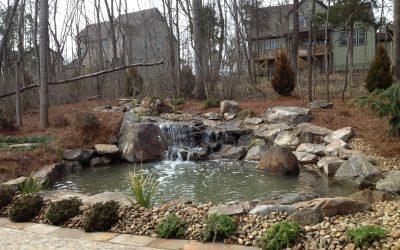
(8, 194), (44, 222)
(354, 82), (400, 137)
(202, 213), (236, 242)
(156, 213), (187, 239)
(46, 197), (82, 226)
(347, 225), (388, 247)
(18, 176), (45, 194)
(128, 166), (158, 208)
(257, 221), (301, 250)
(83, 201), (119, 232)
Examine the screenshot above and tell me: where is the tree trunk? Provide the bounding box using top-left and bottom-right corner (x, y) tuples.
(325, 0), (330, 101)
(39, 0), (49, 129)
(348, 22), (354, 85)
(214, 0), (225, 82)
(394, 0), (400, 80)
(33, 0), (39, 82)
(307, 0), (315, 102)
(0, 0), (20, 71)
(104, 0), (118, 66)
(292, 0), (299, 70)
(193, 0), (205, 99)
(232, 0), (241, 83)
(15, 0), (25, 127)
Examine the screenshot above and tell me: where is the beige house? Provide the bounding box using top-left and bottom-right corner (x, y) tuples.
(76, 8), (177, 82)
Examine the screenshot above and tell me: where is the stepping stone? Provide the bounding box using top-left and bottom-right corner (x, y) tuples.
(23, 224), (60, 234)
(109, 234), (154, 246)
(147, 239), (190, 250)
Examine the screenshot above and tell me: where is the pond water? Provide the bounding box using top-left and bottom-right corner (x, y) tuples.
(52, 160), (358, 205)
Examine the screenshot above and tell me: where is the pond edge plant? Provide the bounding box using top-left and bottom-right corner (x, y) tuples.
(127, 164), (158, 208)
(202, 213), (236, 242)
(257, 221), (301, 250)
(18, 176), (45, 194)
(156, 213), (187, 239)
(347, 225), (388, 247)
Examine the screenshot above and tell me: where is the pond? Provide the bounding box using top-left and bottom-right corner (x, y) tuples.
(52, 160), (358, 205)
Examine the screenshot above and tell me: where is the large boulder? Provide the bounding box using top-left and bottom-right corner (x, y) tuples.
(376, 170), (400, 194)
(257, 146), (299, 175)
(288, 197), (372, 225)
(265, 106), (312, 125)
(273, 131), (300, 149)
(62, 149), (95, 164)
(220, 100), (239, 115)
(334, 155), (381, 186)
(324, 127), (354, 143)
(118, 112), (167, 162)
(245, 145), (267, 161)
(297, 123), (333, 144)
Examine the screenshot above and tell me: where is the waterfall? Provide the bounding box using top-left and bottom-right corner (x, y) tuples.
(159, 122), (196, 161)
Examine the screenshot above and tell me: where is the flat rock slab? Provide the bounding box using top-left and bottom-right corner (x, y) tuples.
(109, 234), (155, 246)
(309, 100), (333, 109)
(40, 190), (90, 202)
(265, 106), (312, 125)
(249, 205), (297, 216)
(23, 224), (61, 234)
(63, 149), (95, 163)
(208, 204), (244, 215)
(94, 144), (120, 155)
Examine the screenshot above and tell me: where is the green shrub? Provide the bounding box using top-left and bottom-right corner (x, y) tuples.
(354, 82), (400, 136)
(83, 201), (120, 232)
(202, 213), (236, 242)
(74, 111), (100, 130)
(0, 186), (15, 209)
(128, 166), (158, 208)
(203, 98), (221, 109)
(46, 197), (82, 226)
(8, 194), (44, 222)
(18, 176), (44, 194)
(347, 225), (388, 247)
(365, 44), (393, 92)
(257, 221), (301, 250)
(156, 214), (187, 239)
(271, 52), (295, 96)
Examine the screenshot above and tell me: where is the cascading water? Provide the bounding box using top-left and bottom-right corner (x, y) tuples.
(159, 122), (196, 161)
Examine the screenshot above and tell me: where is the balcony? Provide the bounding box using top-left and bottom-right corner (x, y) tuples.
(255, 45), (329, 60)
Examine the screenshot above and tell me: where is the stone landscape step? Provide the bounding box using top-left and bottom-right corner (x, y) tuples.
(0, 217), (260, 250)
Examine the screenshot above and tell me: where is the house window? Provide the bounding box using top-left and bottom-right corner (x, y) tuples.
(299, 15), (308, 28)
(101, 39), (108, 50)
(270, 40), (278, 49)
(339, 29), (367, 46)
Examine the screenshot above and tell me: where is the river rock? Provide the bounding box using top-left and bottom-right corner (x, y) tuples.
(293, 151), (318, 165)
(249, 205), (297, 216)
(219, 145), (247, 160)
(90, 156), (111, 167)
(220, 100), (239, 115)
(244, 117), (263, 125)
(265, 106), (312, 125)
(257, 146), (299, 175)
(317, 157), (344, 177)
(309, 100), (333, 109)
(94, 144), (120, 155)
(118, 112), (167, 163)
(208, 204), (244, 215)
(296, 143), (325, 156)
(273, 131), (300, 149)
(376, 170), (400, 194)
(289, 197), (372, 225)
(324, 127), (354, 143)
(245, 145), (267, 161)
(62, 149), (95, 164)
(254, 123), (291, 141)
(297, 123), (333, 144)
(335, 155), (381, 186)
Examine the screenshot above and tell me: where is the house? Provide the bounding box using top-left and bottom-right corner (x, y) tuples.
(250, 0), (376, 77)
(75, 8), (177, 82)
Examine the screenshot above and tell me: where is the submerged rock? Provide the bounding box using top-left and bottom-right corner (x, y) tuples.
(257, 146), (299, 175)
(265, 106), (312, 125)
(90, 156), (111, 167)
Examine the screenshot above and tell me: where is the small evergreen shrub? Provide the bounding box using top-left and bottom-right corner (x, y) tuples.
(202, 213), (236, 242)
(46, 197), (82, 226)
(128, 166), (158, 208)
(257, 221), (301, 250)
(8, 195), (44, 222)
(156, 213), (187, 239)
(203, 98), (221, 109)
(271, 52), (295, 96)
(365, 44), (393, 92)
(74, 111), (100, 130)
(347, 225), (388, 247)
(354, 82), (400, 136)
(83, 201), (120, 232)
(18, 176), (44, 194)
(0, 186), (15, 209)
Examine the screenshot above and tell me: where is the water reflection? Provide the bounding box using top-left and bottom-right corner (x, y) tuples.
(52, 160), (358, 204)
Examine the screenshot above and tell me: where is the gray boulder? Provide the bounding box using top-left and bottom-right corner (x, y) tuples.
(94, 144), (120, 155)
(334, 155), (381, 185)
(324, 139), (350, 157)
(118, 112), (167, 163)
(296, 143), (325, 156)
(249, 205), (297, 216)
(33, 163), (70, 185)
(219, 145), (247, 160)
(245, 145), (267, 161)
(90, 156), (111, 167)
(254, 123), (291, 141)
(265, 106), (312, 125)
(244, 117), (263, 125)
(324, 127), (354, 143)
(376, 170), (400, 194)
(188, 148), (208, 161)
(257, 146), (299, 175)
(273, 131), (300, 149)
(317, 157), (344, 177)
(208, 204), (245, 215)
(293, 151), (318, 165)
(220, 100), (239, 115)
(309, 100), (333, 109)
(297, 122), (333, 144)
(62, 149), (95, 164)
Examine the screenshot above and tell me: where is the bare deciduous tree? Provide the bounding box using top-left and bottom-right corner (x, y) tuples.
(39, 0), (49, 129)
